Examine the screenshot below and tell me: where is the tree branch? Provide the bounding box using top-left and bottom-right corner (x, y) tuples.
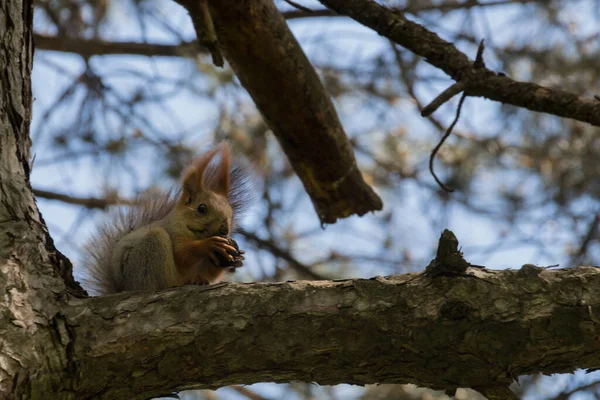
(175, 0), (382, 224)
(316, 0), (600, 127)
(282, 0), (543, 20)
(33, 188), (128, 209)
(65, 262), (600, 399)
(33, 34), (202, 58)
(34, 2), (542, 58)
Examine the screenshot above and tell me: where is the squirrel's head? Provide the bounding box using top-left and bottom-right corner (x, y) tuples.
(177, 143), (233, 238)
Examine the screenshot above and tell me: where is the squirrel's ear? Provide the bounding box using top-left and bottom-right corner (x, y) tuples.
(181, 146), (219, 203)
(204, 142), (231, 197)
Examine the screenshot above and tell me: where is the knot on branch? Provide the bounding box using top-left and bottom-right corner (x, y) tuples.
(425, 229), (470, 277)
(518, 263), (544, 277)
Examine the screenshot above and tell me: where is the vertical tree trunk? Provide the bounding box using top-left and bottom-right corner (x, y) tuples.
(0, 1), (74, 397)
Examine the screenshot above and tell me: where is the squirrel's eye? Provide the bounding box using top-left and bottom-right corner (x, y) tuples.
(197, 203), (208, 214)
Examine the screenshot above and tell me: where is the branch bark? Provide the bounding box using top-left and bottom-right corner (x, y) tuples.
(62, 264), (600, 399)
(316, 0), (600, 127)
(175, 0), (383, 224)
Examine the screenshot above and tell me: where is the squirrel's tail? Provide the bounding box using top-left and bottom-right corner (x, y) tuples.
(81, 190), (179, 295)
(228, 159), (255, 230)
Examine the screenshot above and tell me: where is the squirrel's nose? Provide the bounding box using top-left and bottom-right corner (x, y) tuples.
(219, 225), (229, 236)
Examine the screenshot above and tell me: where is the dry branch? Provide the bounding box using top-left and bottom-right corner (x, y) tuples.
(33, 188), (128, 210)
(183, 0), (224, 66)
(176, 0), (383, 224)
(317, 0), (600, 127)
(34, 34), (201, 58)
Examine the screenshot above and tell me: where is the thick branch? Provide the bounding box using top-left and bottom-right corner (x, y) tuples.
(317, 0), (600, 127)
(66, 265), (600, 399)
(176, 0), (383, 224)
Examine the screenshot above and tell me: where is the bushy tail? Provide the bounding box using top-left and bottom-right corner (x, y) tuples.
(81, 190), (179, 295)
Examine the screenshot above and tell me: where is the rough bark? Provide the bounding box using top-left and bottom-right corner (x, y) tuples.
(176, 0), (383, 224)
(317, 0), (600, 127)
(62, 264), (600, 399)
(0, 1), (76, 398)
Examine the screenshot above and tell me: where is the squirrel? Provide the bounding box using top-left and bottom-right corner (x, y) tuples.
(82, 142), (253, 295)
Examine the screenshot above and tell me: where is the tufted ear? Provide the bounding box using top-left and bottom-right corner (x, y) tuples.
(203, 142), (231, 197)
(180, 146), (220, 204)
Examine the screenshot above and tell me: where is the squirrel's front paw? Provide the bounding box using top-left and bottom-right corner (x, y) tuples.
(203, 236), (236, 266)
(214, 237), (245, 270)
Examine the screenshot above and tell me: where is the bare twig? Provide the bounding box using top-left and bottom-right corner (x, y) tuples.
(421, 82), (466, 117)
(283, 0), (542, 19)
(232, 386), (272, 400)
(474, 39), (486, 69)
(239, 228), (327, 281)
(552, 380), (600, 400)
(571, 213), (600, 265)
(34, 34), (200, 58)
(429, 92), (467, 192)
(317, 0), (600, 127)
(198, 0), (224, 67)
(175, 0), (224, 67)
(33, 189), (129, 209)
(283, 0), (313, 13)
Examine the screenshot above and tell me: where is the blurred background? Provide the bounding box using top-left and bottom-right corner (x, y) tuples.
(30, 0), (600, 398)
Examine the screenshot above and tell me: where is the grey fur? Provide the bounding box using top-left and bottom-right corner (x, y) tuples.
(119, 227), (174, 292)
(82, 190), (178, 295)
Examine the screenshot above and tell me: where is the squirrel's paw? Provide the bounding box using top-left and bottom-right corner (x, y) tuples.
(215, 237), (245, 269)
(204, 236), (238, 266)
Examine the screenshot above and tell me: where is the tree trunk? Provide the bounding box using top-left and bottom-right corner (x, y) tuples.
(0, 1), (74, 397)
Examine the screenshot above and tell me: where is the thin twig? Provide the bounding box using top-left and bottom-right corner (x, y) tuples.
(422, 39), (482, 117)
(474, 39), (486, 69)
(429, 92), (467, 192)
(421, 81), (465, 117)
(33, 189), (129, 209)
(283, 0), (314, 13)
(552, 380), (600, 400)
(175, 0), (224, 67)
(317, 0), (600, 127)
(232, 386), (272, 400)
(198, 0), (224, 67)
(238, 228), (327, 280)
(571, 212), (600, 265)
